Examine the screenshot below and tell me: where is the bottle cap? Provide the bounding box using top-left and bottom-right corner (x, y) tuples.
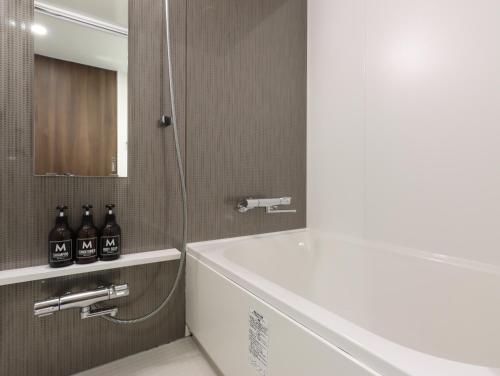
(56, 205), (68, 217)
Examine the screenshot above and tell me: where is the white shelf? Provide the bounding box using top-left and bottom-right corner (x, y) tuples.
(0, 248), (181, 287)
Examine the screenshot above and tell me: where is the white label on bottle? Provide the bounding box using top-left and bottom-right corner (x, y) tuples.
(77, 237), (97, 258)
(49, 240), (72, 263)
(249, 308), (269, 376)
(100, 235), (120, 255)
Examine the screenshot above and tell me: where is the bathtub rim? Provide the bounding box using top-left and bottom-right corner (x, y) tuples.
(187, 252), (383, 376)
(187, 228), (499, 376)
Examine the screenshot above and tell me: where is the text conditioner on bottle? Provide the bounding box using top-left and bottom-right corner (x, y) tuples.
(75, 205), (98, 264)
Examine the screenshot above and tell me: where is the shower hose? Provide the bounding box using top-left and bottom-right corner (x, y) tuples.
(101, 0), (187, 325)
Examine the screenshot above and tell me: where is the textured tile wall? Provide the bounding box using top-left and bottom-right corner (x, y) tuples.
(0, 0), (186, 374)
(186, 0), (307, 241)
(0, 262), (185, 376)
(0, 0), (185, 271)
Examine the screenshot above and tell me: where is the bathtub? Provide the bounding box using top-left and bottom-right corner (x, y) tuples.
(186, 229), (500, 375)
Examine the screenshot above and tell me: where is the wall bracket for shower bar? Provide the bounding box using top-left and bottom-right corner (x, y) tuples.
(237, 197), (297, 214)
(160, 115), (172, 127)
(34, 284), (129, 319)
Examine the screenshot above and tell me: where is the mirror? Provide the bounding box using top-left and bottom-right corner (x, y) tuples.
(33, 0), (128, 177)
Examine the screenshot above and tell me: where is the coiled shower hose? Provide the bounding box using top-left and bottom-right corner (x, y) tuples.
(102, 0), (187, 325)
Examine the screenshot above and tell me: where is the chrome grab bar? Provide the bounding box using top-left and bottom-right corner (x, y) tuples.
(34, 284), (129, 319)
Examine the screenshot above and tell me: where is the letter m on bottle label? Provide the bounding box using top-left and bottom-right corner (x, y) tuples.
(55, 243), (67, 252)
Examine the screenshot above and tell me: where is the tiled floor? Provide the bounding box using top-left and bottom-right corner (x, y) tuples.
(75, 337), (219, 376)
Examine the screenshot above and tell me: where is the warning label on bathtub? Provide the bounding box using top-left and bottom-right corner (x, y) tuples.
(249, 308), (269, 376)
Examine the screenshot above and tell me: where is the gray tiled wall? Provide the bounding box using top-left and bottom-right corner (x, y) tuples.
(1, 0), (186, 374)
(0, 0), (186, 271)
(187, 0), (307, 240)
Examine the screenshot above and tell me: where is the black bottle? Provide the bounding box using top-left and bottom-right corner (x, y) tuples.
(48, 205), (74, 268)
(99, 204), (121, 261)
(75, 205), (98, 264)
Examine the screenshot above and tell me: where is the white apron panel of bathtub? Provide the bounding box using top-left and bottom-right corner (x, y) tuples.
(186, 254), (380, 376)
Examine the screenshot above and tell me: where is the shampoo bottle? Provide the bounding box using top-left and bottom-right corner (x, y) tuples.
(99, 204), (121, 261)
(75, 205), (98, 264)
(48, 205), (74, 268)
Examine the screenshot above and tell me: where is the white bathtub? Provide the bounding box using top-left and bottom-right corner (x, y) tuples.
(186, 229), (500, 375)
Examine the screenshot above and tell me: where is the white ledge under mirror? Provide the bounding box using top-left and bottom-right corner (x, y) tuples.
(0, 249), (181, 286)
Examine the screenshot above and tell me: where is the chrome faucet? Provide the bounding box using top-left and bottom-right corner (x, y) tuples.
(237, 197), (297, 214)
(34, 284), (129, 319)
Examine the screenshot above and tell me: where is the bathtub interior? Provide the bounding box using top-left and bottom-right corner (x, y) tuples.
(220, 230), (500, 368)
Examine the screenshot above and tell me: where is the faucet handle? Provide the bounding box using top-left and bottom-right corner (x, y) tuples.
(80, 306), (118, 319)
(266, 205), (297, 214)
(237, 198), (252, 213)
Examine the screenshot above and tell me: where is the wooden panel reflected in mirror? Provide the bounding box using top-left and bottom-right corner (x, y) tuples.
(33, 0), (128, 177)
(34, 55), (118, 176)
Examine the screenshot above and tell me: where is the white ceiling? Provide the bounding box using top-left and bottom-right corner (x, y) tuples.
(38, 0), (128, 28)
(34, 6), (128, 73)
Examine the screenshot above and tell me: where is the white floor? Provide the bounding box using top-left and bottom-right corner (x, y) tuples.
(75, 337), (219, 376)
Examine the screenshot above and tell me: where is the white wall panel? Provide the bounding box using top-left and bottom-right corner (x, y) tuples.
(308, 0), (500, 265)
